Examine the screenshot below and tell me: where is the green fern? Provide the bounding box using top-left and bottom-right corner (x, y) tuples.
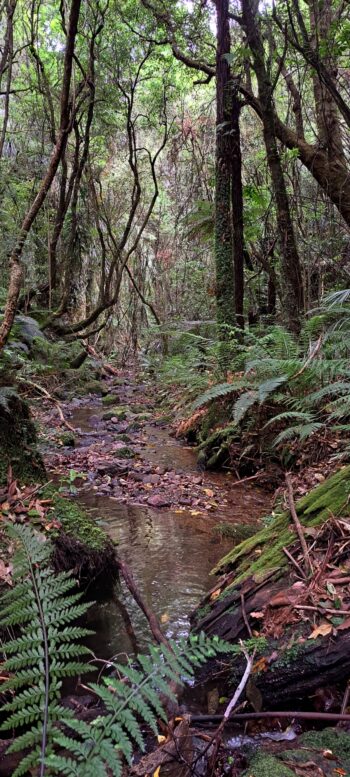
(273, 422), (323, 446)
(46, 633), (234, 776)
(0, 523), (94, 777)
(192, 378), (248, 410)
(0, 525), (239, 776)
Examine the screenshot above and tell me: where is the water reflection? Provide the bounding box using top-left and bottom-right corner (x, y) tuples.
(80, 495), (234, 659)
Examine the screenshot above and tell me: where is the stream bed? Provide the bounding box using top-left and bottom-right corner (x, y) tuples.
(56, 384), (270, 663)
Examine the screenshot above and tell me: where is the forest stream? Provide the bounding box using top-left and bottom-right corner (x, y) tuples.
(42, 373), (270, 663)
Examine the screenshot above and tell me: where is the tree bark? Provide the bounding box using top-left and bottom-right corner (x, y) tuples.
(241, 0), (304, 334)
(231, 93), (244, 329)
(0, 0), (82, 350)
(215, 0), (235, 340)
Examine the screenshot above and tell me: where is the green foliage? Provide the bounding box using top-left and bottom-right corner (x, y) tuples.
(0, 523), (93, 777)
(0, 524), (237, 776)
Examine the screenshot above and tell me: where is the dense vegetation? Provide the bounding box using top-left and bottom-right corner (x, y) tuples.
(1, 1), (350, 775)
(0, 0), (349, 471)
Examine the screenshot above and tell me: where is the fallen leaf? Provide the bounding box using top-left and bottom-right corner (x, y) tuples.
(157, 735), (166, 744)
(337, 617), (350, 631)
(308, 622), (333, 639)
(153, 768), (161, 777)
(203, 488), (214, 498)
(252, 656), (268, 674)
(160, 613), (169, 624)
(210, 589), (221, 601)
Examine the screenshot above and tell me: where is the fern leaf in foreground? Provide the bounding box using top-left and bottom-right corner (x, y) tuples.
(0, 524), (93, 777)
(49, 633), (237, 776)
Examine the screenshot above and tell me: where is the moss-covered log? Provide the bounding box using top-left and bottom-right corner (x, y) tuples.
(192, 467), (350, 705)
(49, 493), (119, 591)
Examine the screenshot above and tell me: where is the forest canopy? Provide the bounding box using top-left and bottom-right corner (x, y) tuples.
(0, 0), (348, 352)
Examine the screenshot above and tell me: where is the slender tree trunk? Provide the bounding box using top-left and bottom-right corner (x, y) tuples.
(215, 0), (235, 339)
(231, 93), (244, 329)
(309, 0), (346, 167)
(241, 0), (304, 335)
(0, 0), (82, 350)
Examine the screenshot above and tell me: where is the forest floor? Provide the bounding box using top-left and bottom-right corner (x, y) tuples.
(2, 367), (350, 776)
(29, 367), (350, 777)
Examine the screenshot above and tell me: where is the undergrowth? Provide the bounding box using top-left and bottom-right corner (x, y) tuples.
(0, 523), (241, 776)
(157, 293), (350, 466)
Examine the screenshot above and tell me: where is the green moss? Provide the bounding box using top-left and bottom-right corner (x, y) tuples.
(75, 380), (107, 396)
(58, 432), (76, 447)
(102, 394), (120, 406)
(50, 493), (109, 552)
(102, 406), (128, 421)
(0, 390), (45, 486)
(213, 522), (259, 542)
(243, 753), (295, 777)
(114, 447), (135, 458)
(212, 466), (350, 587)
(299, 728), (350, 762)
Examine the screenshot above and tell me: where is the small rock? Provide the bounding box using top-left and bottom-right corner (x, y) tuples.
(147, 494), (170, 508)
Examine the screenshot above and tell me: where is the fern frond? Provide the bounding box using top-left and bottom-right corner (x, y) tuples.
(233, 391), (258, 423)
(192, 379), (248, 410)
(0, 523), (92, 777)
(264, 411), (315, 428)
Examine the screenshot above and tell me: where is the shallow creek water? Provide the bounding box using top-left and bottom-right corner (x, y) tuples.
(67, 398), (270, 662)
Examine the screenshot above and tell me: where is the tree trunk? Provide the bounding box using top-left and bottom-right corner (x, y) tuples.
(310, 0), (346, 166)
(0, 0), (82, 350)
(215, 0), (235, 339)
(241, 0), (304, 335)
(231, 93), (244, 329)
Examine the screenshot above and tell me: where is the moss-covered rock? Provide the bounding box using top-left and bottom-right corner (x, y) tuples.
(102, 394), (121, 406)
(0, 387), (45, 485)
(277, 728), (350, 776)
(49, 493), (118, 589)
(113, 446), (135, 458)
(102, 406), (128, 421)
(58, 432), (76, 447)
(243, 753), (295, 777)
(74, 379), (108, 397)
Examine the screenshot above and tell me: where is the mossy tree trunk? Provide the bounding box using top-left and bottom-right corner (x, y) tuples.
(215, 0), (235, 345)
(241, 0), (304, 335)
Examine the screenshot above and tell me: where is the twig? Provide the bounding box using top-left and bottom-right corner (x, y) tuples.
(190, 710), (350, 724)
(230, 471), (264, 487)
(285, 473), (313, 576)
(240, 592), (253, 638)
(291, 335), (323, 380)
(294, 604), (350, 616)
(194, 646), (254, 768)
(282, 546), (307, 580)
(116, 556), (171, 650)
(339, 681), (350, 727)
(84, 342), (120, 376)
(17, 377), (76, 433)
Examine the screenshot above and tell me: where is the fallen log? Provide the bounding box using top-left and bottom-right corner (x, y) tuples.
(192, 467), (350, 707)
